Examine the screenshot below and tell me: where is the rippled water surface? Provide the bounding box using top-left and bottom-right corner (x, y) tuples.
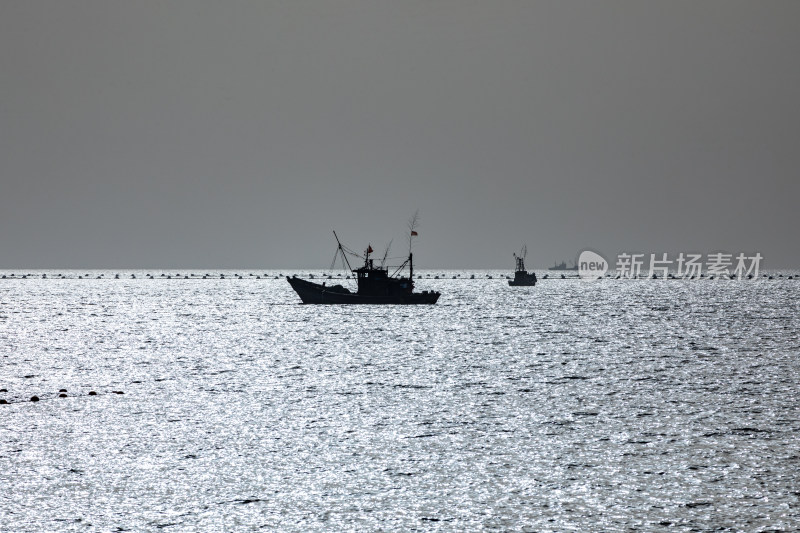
(1, 271), (799, 531)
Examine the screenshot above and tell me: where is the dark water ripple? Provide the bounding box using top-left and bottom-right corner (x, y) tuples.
(1, 271), (799, 531)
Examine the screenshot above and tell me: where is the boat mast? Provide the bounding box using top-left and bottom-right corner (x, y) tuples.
(407, 210), (419, 283)
(365, 244), (373, 269)
(332, 231), (354, 272)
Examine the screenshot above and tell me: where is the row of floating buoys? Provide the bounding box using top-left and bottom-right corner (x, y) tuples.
(1, 273), (333, 280)
(282, 273), (795, 281)
(0, 387), (124, 404)
(1, 273), (288, 280)
(1, 271), (796, 281)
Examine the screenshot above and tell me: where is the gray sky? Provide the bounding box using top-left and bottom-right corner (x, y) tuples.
(2, 1), (798, 269)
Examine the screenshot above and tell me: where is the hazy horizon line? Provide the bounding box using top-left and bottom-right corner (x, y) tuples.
(1, 265), (798, 271)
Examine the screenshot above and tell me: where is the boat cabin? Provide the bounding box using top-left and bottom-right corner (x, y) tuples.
(355, 260), (413, 296)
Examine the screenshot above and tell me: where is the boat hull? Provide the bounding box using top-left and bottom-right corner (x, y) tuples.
(287, 276), (440, 304)
(508, 271), (537, 286)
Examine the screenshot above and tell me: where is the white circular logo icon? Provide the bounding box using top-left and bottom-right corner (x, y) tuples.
(578, 250), (608, 281)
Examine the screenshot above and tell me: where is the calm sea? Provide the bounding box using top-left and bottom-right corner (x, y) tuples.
(1, 270), (799, 532)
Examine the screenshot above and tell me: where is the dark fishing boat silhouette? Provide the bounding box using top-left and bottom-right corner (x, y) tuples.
(287, 231), (440, 304)
(508, 245), (537, 286)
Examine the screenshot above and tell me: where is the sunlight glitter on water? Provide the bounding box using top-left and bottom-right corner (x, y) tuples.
(1, 271), (799, 531)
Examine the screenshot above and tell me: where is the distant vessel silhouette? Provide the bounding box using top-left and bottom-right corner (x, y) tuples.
(508, 245), (537, 286)
(548, 260), (578, 271)
(287, 230), (440, 304)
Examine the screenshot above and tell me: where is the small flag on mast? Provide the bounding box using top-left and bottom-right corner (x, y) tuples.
(367, 245), (373, 253)
(410, 231), (418, 236)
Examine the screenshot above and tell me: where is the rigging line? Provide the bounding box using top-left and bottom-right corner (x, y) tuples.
(329, 248), (340, 271)
(332, 230), (355, 273)
(390, 259), (409, 278)
(339, 245), (363, 258)
(380, 239), (393, 268)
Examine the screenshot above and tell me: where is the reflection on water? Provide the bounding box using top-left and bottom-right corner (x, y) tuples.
(1, 271), (799, 531)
